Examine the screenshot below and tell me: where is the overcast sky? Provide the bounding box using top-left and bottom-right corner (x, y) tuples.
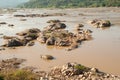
(0, 0), (29, 8)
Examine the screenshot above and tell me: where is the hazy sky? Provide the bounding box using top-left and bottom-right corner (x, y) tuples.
(0, 0), (29, 8)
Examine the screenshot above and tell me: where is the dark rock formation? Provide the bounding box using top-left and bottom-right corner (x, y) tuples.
(89, 19), (111, 28)
(40, 55), (54, 60)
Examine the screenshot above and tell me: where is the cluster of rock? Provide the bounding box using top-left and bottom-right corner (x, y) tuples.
(2, 28), (40, 47)
(40, 63), (120, 80)
(14, 13), (66, 18)
(0, 58), (120, 80)
(88, 19), (111, 28)
(37, 20), (92, 51)
(1, 19), (92, 51)
(0, 58), (25, 71)
(0, 21), (14, 27)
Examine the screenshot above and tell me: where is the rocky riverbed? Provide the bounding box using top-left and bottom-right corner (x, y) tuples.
(0, 7), (120, 78)
(0, 58), (120, 80)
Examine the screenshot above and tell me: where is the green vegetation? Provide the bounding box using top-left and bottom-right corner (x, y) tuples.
(74, 64), (88, 71)
(0, 70), (37, 80)
(19, 0), (120, 8)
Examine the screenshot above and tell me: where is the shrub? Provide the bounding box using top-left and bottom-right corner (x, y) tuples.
(74, 64), (87, 71)
(0, 75), (4, 80)
(0, 70), (38, 80)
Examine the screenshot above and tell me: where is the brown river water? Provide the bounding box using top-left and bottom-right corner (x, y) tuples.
(0, 8), (120, 75)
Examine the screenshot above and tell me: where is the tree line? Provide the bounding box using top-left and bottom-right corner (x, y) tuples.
(19, 0), (120, 8)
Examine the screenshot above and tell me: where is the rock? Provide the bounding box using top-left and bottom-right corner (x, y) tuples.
(100, 20), (111, 27)
(83, 29), (93, 34)
(55, 22), (66, 29)
(89, 19), (111, 28)
(27, 41), (35, 46)
(47, 62), (120, 80)
(76, 24), (84, 29)
(52, 13), (66, 16)
(14, 14), (26, 17)
(0, 22), (7, 25)
(0, 48), (5, 51)
(6, 38), (24, 47)
(37, 36), (47, 43)
(40, 55), (54, 60)
(0, 58), (26, 70)
(90, 68), (99, 73)
(24, 37), (33, 42)
(51, 63), (89, 77)
(0, 20), (93, 51)
(47, 20), (60, 23)
(25, 33), (39, 40)
(46, 37), (55, 45)
(8, 24), (14, 27)
(38, 21), (93, 51)
(68, 42), (78, 50)
(58, 40), (70, 46)
(16, 28), (40, 43)
(20, 19), (27, 21)
(16, 28), (40, 36)
(26, 28), (41, 33)
(3, 36), (16, 39)
(45, 22), (66, 31)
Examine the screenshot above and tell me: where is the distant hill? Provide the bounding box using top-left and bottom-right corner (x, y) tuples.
(19, 0), (120, 8)
(0, 0), (29, 8)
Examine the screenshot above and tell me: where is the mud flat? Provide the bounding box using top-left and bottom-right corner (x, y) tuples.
(0, 7), (120, 77)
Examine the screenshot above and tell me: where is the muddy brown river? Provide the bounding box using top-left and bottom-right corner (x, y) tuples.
(0, 8), (120, 75)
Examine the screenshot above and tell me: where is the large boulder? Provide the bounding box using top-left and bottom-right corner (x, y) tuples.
(24, 33), (39, 40)
(6, 38), (24, 47)
(16, 28), (40, 36)
(40, 55), (54, 60)
(44, 22), (66, 31)
(55, 22), (66, 29)
(16, 28), (40, 42)
(99, 20), (111, 27)
(89, 19), (111, 28)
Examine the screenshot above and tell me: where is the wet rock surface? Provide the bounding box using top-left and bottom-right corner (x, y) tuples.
(40, 55), (54, 60)
(6, 38), (24, 47)
(0, 22), (7, 25)
(89, 19), (111, 28)
(37, 20), (92, 51)
(1, 20), (92, 51)
(2, 28), (40, 47)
